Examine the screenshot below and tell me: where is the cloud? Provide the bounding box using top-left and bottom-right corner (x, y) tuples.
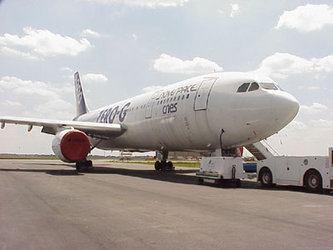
(289, 120), (307, 130)
(153, 53), (223, 75)
(298, 85), (321, 91)
(0, 46), (40, 60)
(309, 119), (333, 128)
(0, 76), (74, 119)
(81, 29), (101, 38)
(0, 27), (92, 59)
(265, 118), (333, 156)
(312, 55), (333, 73)
(256, 53), (314, 79)
(141, 85), (164, 93)
(60, 67), (74, 73)
(132, 33), (138, 41)
(82, 73), (108, 84)
(85, 0), (189, 8)
(1, 100), (22, 108)
(276, 4), (333, 32)
(301, 103), (328, 115)
(0, 76), (58, 99)
(256, 52), (333, 79)
(306, 86), (321, 91)
(32, 99), (73, 119)
(230, 3), (240, 18)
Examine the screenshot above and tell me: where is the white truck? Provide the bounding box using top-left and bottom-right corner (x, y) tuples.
(196, 157), (244, 186)
(257, 148), (333, 192)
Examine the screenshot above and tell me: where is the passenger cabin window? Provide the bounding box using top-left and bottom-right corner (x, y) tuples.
(248, 82), (259, 92)
(260, 82), (278, 90)
(237, 83), (250, 92)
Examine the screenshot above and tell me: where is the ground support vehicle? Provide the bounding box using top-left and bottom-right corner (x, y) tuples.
(257, 148), (333, 192)
(196, 157), (244, 187)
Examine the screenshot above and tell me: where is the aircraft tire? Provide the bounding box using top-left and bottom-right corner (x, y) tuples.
(155, 161), (162, 171)
(76, 160), (93, 172)
(166, 161), (174, 171)
(160, 163), (166, 171)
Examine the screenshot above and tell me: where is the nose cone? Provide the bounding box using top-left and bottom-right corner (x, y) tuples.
(272, 92), (300, 128)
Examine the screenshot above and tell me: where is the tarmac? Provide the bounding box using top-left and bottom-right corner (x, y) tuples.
(0, 159), (333, 250)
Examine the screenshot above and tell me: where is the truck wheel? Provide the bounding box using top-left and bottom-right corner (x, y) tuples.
(304, 170), (322, 192)
(259, 168), (273, 187)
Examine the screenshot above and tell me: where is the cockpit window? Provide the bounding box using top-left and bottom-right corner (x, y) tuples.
(248, 82), (259, 92)
(260, 82), (278, 90)
(237, 83), (250, 92)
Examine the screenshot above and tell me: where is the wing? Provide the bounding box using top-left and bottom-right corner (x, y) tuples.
(0, 116), (125, 139)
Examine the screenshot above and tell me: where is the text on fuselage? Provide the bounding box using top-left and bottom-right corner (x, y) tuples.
(97, 102), (131, 123)
(163, 103), (178, 114)
(155, 84), (197, 100)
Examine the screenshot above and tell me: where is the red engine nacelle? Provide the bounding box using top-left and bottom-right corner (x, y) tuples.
(52, 129), (90, 163)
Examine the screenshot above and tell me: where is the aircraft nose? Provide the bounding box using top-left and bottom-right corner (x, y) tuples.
(272, 92), (300, 127)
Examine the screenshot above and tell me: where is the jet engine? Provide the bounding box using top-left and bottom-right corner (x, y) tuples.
(52, 129), (90, 163)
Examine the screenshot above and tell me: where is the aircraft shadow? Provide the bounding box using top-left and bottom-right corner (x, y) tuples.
(81, 166), (262, 189)
(1, 165), (332, 195)
(0, 167), (82, 176)
(0, 164), (251, 187)
(84, 166), (201, 185)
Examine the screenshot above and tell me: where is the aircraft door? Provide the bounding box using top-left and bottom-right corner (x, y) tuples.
(194, 78), (217, 111)
(145, 91), (160, 119)
(145, 98), (154, 119)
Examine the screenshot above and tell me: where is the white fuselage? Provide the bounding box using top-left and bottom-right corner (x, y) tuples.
(77, 72), (299, 153)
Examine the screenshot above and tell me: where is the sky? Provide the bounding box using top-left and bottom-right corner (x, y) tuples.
(0, 0), (333, 156)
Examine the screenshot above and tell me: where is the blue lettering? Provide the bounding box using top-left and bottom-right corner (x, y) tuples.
(109, 106), (119, 123)
(96, 111), (103, 122)
(162, 102), (178, 114)
(97, 102), (132, 124)
(98, 109), (108, 123)
(119, 102), (131, 122)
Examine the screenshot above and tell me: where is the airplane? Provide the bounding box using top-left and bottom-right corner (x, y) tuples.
(0, 72), (299, 171)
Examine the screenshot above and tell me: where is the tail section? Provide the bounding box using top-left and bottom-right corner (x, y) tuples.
(74, 72), (88, 117)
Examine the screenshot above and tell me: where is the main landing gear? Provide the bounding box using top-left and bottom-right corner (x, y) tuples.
(76, 159), (93, 172)
(154, 151), (174, 171)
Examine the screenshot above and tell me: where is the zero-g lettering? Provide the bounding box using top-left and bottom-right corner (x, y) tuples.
(97, 102), (131, 123)
(99, 109), (107, 123)
(108, 106), (119, 123)
(119, 102), (131, 122)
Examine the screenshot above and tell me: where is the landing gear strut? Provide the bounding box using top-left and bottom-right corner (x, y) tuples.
(154, 151), (174, 171)
(76, 159), (93, 172)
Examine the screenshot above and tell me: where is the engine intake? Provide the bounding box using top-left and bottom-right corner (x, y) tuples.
(52, 129), (90, 163)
